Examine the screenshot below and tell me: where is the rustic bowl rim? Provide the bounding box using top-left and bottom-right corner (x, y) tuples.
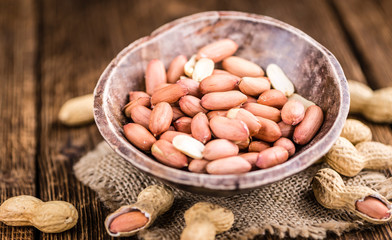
(94, 11), (349, 192)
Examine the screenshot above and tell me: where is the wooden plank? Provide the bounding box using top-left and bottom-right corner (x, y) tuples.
(379, 0), (392, 21)
(38, 1), (121, 239)
(36, 1), (220, 238)
(332, 0), (392, 89)
(36, 0), (208, 238)
(35, 0), (392, 239)
(0, 0), (37, 239)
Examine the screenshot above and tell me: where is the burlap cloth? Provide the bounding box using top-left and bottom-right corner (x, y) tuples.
(73, 141), (392, 239)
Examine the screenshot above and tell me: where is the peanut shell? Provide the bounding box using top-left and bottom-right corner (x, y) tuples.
(181, 202), (234, 240)
(105, 185), (174, 237)
(312, 168), (392, 224)
(0, 195), (78, 233)
(58, 94), (94, 126)
(340, 119), (372, 144)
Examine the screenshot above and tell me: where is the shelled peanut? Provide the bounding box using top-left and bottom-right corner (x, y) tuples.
(122, 38), (324, 175)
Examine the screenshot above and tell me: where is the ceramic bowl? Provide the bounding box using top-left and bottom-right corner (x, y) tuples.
(94, 11), (349, 196)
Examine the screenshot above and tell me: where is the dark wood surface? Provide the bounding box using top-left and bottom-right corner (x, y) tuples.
(1, 0), (392, 239)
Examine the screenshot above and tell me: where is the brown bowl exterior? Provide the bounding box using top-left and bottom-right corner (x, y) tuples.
(94, 11), (349, 196)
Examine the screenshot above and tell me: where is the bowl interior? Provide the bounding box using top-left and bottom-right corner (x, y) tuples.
(94, 11), (349, 196)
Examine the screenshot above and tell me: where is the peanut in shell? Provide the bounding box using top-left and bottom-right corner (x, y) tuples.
(325, 137), (392, 177)
(105, 185), (174, 237)
(340, 119), (372, 145)
(312, 168), (392, 224)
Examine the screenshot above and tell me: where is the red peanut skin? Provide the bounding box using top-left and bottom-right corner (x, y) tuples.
(191, 112), (211, 144)
(151, 140), (188, 168)
(206, 156), (252, 175)
(123, 123), (156, 151)
(239, 152), (259, 167)
(203, 139), (239, 160)
(256, 146), (289, 169)
(212, 69), (232, 75)
(153, 83), (172, 93)
(209, 116), (250, 141)
(293, 105), (324, 145)
(257, 89), (288, 109)
(196, 39), (238, 63)
(227, 108), (261, 137)
(149, 102), (173, 136)
(109, 211), (149, 233)
(177, 78), (202, 98)
(167, 55), (187, 83)
(222, 56), (264, 77)
(281, 100), (305, 125)
(248, 141), (270, 152)
(201, 90), (247, 110)
(129, 91), (150, 102)
(207, 110), (228, 120)
(179, 95), (208, 117)
(253, 117), (282, 142)
(151, 83), (188, 105)
(145, 59), (167, 95)
(188, 159), (209, 173)
(123, 97), (151, 118)
(356, 197), (391, 219)
(173, 116), (192, 134)
(278, 121), (295, 138)
(238, 77), (270, 96)
(243, 103), (281, 122)
(159, 131), (191, 143)
(199, 74), (240, 94)
(129, 105), (151, 129)
(172, 107), (185, 121)
(235, 138), (251, 150)
(273, 137), (296, 156)
(245, 95), (258, 104)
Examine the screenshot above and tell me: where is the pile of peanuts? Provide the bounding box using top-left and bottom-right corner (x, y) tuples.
(122, 39), (324, 175)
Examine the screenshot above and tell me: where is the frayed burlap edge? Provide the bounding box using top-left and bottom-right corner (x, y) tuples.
(233, 221), (360, 240)
(74, 142), (390, 240)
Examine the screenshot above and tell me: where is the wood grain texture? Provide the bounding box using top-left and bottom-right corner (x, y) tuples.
(332, 0), (392, 89)
(218, 0), (367, 84)
(37, 1), (116, 239)
(0, 0), (37, 239)
(1, 0), (392, 239)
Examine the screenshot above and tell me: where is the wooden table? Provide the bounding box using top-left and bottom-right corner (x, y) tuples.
(1, 0), (392, 239)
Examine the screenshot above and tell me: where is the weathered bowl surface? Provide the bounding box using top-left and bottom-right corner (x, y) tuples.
(94, 11), (349, 196)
